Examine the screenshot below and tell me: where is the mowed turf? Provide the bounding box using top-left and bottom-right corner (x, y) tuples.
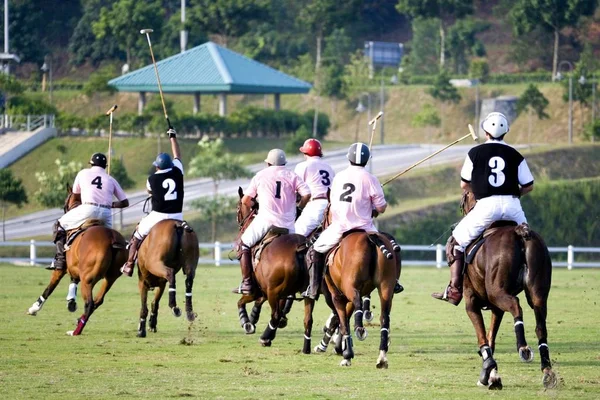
(0, 264), (599, 399)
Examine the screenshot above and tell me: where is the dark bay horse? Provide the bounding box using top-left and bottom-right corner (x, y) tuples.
(459, 190), (556, 389)
(317, 205), (399, 368)
(135, 219), (199, 337)
(27, 185), (127, 336)
(235, 187), (315, 353)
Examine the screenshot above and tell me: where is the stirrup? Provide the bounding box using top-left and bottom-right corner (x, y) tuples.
(46, 261), (56, 271)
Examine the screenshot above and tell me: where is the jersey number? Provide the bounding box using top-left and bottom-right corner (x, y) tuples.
(488, 156), (506, 187)
(339, 183), (355, 202)
(275, 181), (282, 199)
(319, 170), (331, 186)
(91, 176), (102, 189)
(162, 178), (177, 201)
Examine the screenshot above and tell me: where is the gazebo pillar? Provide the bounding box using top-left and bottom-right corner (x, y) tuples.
(138, 92), (147, 115)
(218, 93), (227, 116)
(274, 93), (281, 111)
(193, 92), (201, 114)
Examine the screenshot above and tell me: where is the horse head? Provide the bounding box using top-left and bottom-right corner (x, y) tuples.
(236, 187), (257, 233)
(460, 190), (476, 216)
(63, 183), (81, 213)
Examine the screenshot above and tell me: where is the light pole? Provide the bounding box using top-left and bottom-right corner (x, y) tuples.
(356, 92), (371, 142)
(579, 74), (597, 143)
(556, 61), (574, 145)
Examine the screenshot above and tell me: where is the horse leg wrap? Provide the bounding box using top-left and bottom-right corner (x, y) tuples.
(137, 318), (147, 337)
(380, 327), (390, 352)
(169, 287), (177, 309)
(354, 310), (363, 329)
(249, 305), (261, 325)
(73, 315), (87, 336)
(362, 296), (371, 313)
(478, 345), (497, 386)
(342, 335), (354, 360)
(66, 283), (78, 301)
(260, 321), (277, 342)
(514, 318), (526, 350)
(302, 334), (312, 354)
(538, 340), (551, 371)
(238, 307), (250, 327)
(282, 297), (294, 315)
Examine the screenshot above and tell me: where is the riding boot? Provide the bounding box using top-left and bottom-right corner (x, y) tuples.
(394, 280), (404, 294)
(47, 228), (67, 271)
(431, 249), (464, 306)
(120, 236), (142, 277)
(301, 247), (325, 300)
(232, 248), (254, 294)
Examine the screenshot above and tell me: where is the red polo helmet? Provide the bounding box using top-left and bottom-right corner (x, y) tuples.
(299, 138), (323, 157)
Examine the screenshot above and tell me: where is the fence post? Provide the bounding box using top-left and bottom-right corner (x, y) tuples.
(436, 244), (443, 268)
(30, 240), (36, 266)
(214, 241), (221, 267)
(567, 245), (573, 270)
(26, 115), (31, 131)
(43, 115), (48, 128)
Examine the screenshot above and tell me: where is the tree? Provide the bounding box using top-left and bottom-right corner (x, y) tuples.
(92, 0), (164, 66)
(0, 169), (28, 241)
(397, 0), (474, 67)
(427, 69), (461, 135)
(403, 18), (440, 76)
(411, 104), (441, 155)
(285, 125), (312, 155)
(188, 138), (253, 240)
(510, 0), (598, 79)
(517, 83), (550, 143)
(110, 158), (135, 190)
(34, 160), (82, 208)
(446, 18), (489, 74)
(82, 66), (119, 97)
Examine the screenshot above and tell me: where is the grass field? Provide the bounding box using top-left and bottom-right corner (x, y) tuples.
(0, 264), (599, 399)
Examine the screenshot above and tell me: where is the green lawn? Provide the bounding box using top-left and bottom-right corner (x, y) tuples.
(0, 264), (598, 399)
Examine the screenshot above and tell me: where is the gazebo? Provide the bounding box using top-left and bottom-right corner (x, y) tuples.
(108, 42), (312, 116)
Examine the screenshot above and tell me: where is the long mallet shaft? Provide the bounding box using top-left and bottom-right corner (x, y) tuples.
(140, 28), (172, 129)
(381, 124), (478, 187)
(368, 111), (384, 150)
(106, 104), (118, 174)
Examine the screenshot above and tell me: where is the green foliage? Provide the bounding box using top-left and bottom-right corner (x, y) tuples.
(110, 158), (134, 190)
(34, 160), (83, 208)
(188, 138), (253, 188)
(7, 95), (57, 115)
(285, 125), (312, 154)
(446, 18), (489, 74)
(341, 50), (371, 99)
(582, 120), (600, 142)
(411, 104), (441, 128)
(82, 66), (118, 97)
(396, 0), (473, 21)
(0, 75), (25, 95)
(404, 18), (440, 76)
(511, 0), (598, 37)
(562, 43), (598, 106)
(427, 70), (461, 104)
(517, 84), (550, 119)
(468, 58), (490, 83)
(0, 169), (28, 208)
(189, 195), (238, 234)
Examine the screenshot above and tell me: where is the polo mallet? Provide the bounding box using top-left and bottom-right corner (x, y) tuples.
(140, 28), (173, 130)
(368, 111), (384, 150)
(381, 124), (479, 187)
(105, 104), (118, 174)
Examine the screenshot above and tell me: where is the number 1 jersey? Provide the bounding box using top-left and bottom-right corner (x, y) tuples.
(461, 141), (534, 200)
(147, 159), (184, 214)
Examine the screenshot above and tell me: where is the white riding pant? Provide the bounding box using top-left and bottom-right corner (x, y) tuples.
(313, 221), (378, 254)
(58, 204), (112, 230)
(452, 195), (527, 251)
(295, 199), (328, 237)
(241, 216), (295, 248)
(134, 211), (183, 240)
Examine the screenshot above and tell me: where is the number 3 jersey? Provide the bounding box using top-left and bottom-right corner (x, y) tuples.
(461, 140), (534, 200)
(147, 159), (184, 214)
(72, 166), (127, 206)
(330, 165), (386, 231)
(294, 156), (335, 199)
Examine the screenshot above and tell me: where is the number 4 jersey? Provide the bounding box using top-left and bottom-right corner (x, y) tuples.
(147, 159), (184, 214)
(461, 140), (534, 200)
(72, 166), (127, 206)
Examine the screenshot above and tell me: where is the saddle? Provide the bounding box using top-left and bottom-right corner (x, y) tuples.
(252, 226), (290, 267)
(64, 219), (107, 250)
(465, 221), (518, 264)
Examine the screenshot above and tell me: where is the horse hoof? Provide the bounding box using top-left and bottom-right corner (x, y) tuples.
(260, 338), (272, 347)
(278, 317), (288, 329)
(137, 331), (147, 338)
(519, 346), (534, 363)
(172, 307), (182, 318)
(488, 369), (503, 390)
(66, 330), (75, 336)
(186, 311), (196, 322)
(376, 359), (389, 369)
(355, 327), (368, 341)
(67, 300), (77, 313)
(543, 369), (557, 389)
(149, 327), (157, 333)
(243, 322), (255, 334)
(339, 359), (351, 367)
(27, 308), (38, 316)
(314, 344), (327, 353)
(364, 310), (374, 323)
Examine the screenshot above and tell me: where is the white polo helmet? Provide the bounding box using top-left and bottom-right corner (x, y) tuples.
(265, 148), (287, 166)
(481, 112), (509, 138)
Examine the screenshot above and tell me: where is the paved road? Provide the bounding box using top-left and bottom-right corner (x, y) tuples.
(3, 143), (474, 240)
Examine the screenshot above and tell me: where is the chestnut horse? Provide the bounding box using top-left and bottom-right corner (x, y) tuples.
(459, 190), (556, 389)
(135, 219), (199, 337)
(316, 204), (399, 368)
(235, 187), (315, 353)
(27, 185), (127, 336)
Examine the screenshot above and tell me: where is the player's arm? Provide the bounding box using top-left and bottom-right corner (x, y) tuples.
(296, 176), (311, 209)
(518, 159), (534, 197)
(460, 154), (473, 192)
(167, 128), (181, 160)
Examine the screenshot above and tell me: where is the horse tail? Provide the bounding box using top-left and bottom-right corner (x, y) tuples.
(368, 234), (393, 260)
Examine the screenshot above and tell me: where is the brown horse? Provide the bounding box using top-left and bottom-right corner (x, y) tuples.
(135, 219), (199, 337)
(235, 187), (316, 353)
(27, 185), (127, 336)
(459, 190), (556, 389)
(316, 204), (399, 368)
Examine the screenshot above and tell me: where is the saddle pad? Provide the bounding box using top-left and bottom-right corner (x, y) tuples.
(252, 226), (290, 266)
(466, 221), (520, 264)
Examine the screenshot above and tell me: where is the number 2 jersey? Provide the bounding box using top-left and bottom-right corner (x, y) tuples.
(72, 166), (127, 206)
(147, 159), (184, 214)
(461, 140), (534, 200)
(330, 165), (386, 231)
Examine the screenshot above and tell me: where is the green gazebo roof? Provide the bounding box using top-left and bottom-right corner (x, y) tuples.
(109, 42), (312, 94)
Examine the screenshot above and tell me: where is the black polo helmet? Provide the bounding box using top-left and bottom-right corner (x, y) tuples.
(346, 142), (370, 166)
(89, 153), (107, 169)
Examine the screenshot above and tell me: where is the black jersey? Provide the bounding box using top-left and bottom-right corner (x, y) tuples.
(461, 141), (534, 200)
(147, 159), (184, 213)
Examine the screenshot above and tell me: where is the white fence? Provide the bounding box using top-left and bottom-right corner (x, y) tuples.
(1, 241), (599, 269)
(1, 114), (55, 131)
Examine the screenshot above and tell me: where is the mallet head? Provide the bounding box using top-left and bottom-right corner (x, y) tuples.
(369, 111), (384, 126)
(468, 124), (479, 141)
(140, 29), (154, 34)
(105, 104), (118, 115)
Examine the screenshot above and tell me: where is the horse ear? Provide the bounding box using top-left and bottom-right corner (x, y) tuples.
(66, 183), (72, 193)
(238, 187), (243, 198)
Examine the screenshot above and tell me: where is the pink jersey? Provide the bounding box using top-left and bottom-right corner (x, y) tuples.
(330, 165), (386, 230)
(294, 156), (335, 199)
(245, 166), (311, 229)
(72, 166), (127, 206)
